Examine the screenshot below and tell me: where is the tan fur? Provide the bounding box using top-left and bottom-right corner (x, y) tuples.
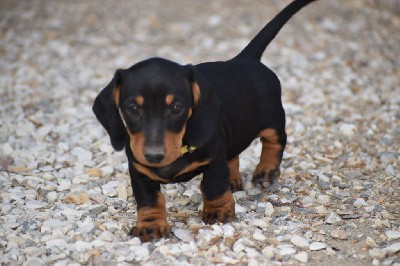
(133, 163), (166, 183)
(162, 126), (186, 165)
(192, 81), (201, 106)
(165, 94), (174, 106)
(253, 128), (282, 179)
(228, 156), (243, 191)
(135, 96), (144, 106)
(175, 160), (210, 177)
(202, 190), (235, 223)
(134, 192), (170, 241)
(113, 85), (121, 107)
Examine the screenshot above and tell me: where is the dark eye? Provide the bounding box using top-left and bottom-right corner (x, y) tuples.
(127, 104), (140, 114)
(171, 103), (184, 114)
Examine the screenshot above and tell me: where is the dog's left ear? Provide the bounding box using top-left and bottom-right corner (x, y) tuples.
(92, 69), (128, 151)
(184, 65), (219, 148)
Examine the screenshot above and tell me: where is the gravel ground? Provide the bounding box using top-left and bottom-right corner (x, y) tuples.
(1, 0), (399, 265)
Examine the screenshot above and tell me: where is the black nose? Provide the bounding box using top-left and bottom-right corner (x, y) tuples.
(144, 153), (165, 163)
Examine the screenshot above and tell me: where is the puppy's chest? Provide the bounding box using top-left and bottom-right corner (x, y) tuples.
(133, 157), (210, 183)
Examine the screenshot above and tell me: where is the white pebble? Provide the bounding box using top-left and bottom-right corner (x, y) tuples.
(291, 235), (309, 248)
(46, 191), (58, 203)
(233, 191), (247, 200)
(75, 240), (92, 252)
(235, 204), (247, 213)
(173, 228), (193, 243)
(353, 198), (369, 207)
(294, 251), (308, 263)
(316, 194), (330, 205)
(253, 231), (267, 241)
(340, 123), (356, 136)
(325, 212), (342, 224)
(264, 202), (274, 216)
(57, 180), (71, 191)
(384, 242), (400, 255)
(385, 230), (400, 241)
(252, 219), (269, 229)
(233, 241), (245, 253)
(2, 143), (13, 155)
(71, 147), (93, 163)
(279, 246), (296, 256)
(309, 242), (327, 251)
(222, 224), (235, 238)
(262, 246), (275, 259)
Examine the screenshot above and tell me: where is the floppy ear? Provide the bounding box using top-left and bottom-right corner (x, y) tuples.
(185, 65), (219, 148)
(92, 69), (128, 151)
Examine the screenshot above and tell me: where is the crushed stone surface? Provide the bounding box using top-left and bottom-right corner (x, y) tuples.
(1, 0), (399, 265)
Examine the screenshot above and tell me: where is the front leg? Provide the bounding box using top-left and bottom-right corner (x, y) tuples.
(201, 151), (235, 224)
(129, 164), (170, 242)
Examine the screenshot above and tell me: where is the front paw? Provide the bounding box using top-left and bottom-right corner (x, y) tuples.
(130, 219), (171, 242)
(201, 190), (235, 224)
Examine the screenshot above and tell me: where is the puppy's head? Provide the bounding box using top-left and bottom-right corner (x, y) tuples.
(93, 58), (218, 167)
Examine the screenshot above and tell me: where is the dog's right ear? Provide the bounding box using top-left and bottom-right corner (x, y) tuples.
(92, 69), (128, 151)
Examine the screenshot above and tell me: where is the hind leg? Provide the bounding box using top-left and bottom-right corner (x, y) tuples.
(252, 128), (286, 186)
(228, 156), (243, 192)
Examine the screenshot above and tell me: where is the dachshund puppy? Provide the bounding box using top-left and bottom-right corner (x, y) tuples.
(93, 0), (316, 241)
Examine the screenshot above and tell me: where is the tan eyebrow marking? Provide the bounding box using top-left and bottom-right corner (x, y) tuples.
(135, 96), (144, 106)
(165, 95), (174, 106)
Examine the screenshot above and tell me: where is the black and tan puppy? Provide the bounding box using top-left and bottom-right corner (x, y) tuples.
(93, 0), (316, 241)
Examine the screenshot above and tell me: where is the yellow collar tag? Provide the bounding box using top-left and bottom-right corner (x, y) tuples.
(180, 145), (197, 155)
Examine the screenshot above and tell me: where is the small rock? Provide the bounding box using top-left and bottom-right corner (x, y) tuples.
(57, 180), (71, 191)
(75, 240), (92, 252)
(90, 193), (107, 204)
(386, 230), (400, 241)
(235, 204), (247, 213)
(64, 192), (89, 204)
(85, 168), (103, 177)
(102, 185), (117, 197)
(116, 185), (128, 200)
(233, 191), (247, 200)
(262, 246), (275, 259)
(280, 246), (296, 256)
(309, 242), (327, 251)
(365, 237), (376, 247)
(264, 202), (274, 216)
(233, 241), (245, 253)
(316, 194), (330, 205)
(25, 200), (47, 209)
(294, 251), (308, 263)
(384, 165), (396, 176)
(46, 191), (58, 203)
(252, 219), (269, 229)
(331, 229), (347, 240)
(173, 228), (193, 242)
(340, 123), (356, 136)
(369, 248), (386, 259)
(46, 238), (67, 248)
(300, 196), (314, 206)
(353, 198), (369, 208)
(253, 231), (267, 241)
(384, 242), (400, 255)
(291, 235), (309, 249)
(71, 147), (93, 163)
(325, 212), (342, 224)
(222, 224), (235, 238)
(2, 143), (13, 155)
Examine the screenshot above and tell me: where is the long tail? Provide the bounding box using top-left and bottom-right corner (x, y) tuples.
(234, 0), (316, 60)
